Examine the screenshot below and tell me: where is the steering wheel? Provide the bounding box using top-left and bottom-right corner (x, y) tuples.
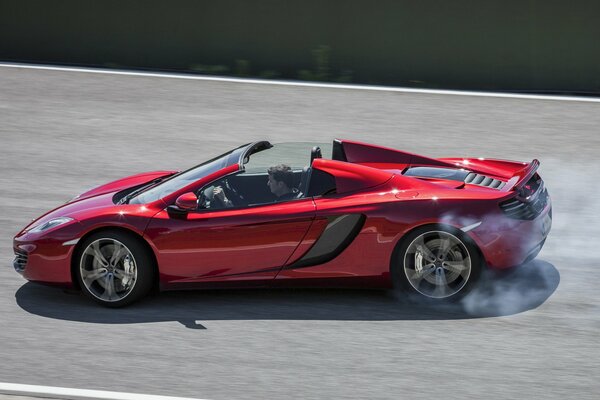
(221, 178), (245, 207)
(197, 189), (209, 209)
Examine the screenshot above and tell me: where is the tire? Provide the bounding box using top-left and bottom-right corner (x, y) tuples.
(392, 225), (482, 302)
(75, 230), (155, 307)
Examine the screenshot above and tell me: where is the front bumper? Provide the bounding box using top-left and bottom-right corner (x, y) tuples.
(12, 224), (82, 287)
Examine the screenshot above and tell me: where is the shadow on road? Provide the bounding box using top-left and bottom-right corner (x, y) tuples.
(15, 260), (559, 329)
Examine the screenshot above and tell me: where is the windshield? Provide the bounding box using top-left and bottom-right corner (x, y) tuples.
(243, 142), (331, 173)
(129, 145), (247, 204)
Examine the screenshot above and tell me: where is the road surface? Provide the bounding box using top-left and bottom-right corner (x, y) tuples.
(1, 66), (599, 399)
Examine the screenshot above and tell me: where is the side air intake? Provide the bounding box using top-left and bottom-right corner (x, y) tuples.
(13, 249), (28, 274)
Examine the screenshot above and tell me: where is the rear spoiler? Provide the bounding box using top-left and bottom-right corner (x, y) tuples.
(500, 159), (540, 193)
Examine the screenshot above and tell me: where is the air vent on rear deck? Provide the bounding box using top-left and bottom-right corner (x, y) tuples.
(464, 173), (506, 189)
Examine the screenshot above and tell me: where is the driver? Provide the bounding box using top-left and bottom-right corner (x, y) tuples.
(266, 164), (297, 201)
(211, 163), (298, 207)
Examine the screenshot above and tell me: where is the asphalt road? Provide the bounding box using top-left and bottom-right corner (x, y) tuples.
(1, 66), (599, 400)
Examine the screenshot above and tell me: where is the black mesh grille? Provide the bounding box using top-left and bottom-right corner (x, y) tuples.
(13, 249), (28, 273)
(500, 186), (549, 220)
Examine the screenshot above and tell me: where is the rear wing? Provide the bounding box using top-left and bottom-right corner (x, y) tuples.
(500, 159), (540, 193)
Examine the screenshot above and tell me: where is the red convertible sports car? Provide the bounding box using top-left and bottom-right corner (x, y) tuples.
(13, 139), (552, 307)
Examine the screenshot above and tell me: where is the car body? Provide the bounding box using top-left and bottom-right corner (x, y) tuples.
(13, 139), (552, 306)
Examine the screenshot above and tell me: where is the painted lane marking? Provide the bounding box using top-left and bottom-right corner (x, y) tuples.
(0, 382), (208, 400)
(1, 62), (600, 103)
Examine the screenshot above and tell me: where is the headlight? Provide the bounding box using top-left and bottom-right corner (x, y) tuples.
(29, 217), (74, 233)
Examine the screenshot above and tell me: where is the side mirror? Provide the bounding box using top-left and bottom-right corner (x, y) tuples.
(175, 192), (198, 211)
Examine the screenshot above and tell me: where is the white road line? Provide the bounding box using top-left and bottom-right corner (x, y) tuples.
(0, 382), (207, 400)
(1, 62), (600, 103)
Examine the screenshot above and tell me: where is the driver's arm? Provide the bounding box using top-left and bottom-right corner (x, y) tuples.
(213, 186), (233, 208)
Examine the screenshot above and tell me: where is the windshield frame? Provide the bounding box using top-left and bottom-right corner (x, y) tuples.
(128, 141), (272, 206)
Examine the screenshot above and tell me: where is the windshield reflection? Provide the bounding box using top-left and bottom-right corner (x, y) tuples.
(129, 145), (247, 204)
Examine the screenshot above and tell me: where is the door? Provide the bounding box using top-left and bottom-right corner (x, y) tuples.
(145, 198), (316, 283)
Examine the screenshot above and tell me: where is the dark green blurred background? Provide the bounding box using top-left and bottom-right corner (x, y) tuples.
(1, 0), (599, 93)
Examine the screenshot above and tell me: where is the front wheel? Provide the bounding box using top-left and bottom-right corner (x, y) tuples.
(75, 231), (155, 307)
(393, 226), (482, 301)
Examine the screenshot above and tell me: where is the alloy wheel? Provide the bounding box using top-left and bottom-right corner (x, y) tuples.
(79, 238), (138, 302)
(403, 231), (472, 299)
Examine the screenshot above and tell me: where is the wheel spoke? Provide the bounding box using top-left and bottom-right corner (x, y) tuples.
(103, 274), (116, 301)
(114, 268), (133, 287)
(443, 260), (470, 275)
(407, 265), (435, 283)
(85, 241), (109, 267)
(438, 236), (453, 259)
(82, 269), (106, 285)
(113, 269), (127, 280)
(110, 242), (127, 266)
(433, 270), (449, 297)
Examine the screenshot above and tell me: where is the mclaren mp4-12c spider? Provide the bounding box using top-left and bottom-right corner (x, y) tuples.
(13, 139), (552, 306)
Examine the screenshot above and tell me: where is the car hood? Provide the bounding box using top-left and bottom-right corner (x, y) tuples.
(73, 170), (178, 202)
(18, 170), (177, 234)
(18, 192), (116, 235)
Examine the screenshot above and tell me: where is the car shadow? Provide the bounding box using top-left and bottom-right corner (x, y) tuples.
(15, 260), (560, 329)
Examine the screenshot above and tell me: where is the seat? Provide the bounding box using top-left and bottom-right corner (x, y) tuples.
(297, 147), (323, 198)
(297, 166), (311, 197)
(310, 146), (322, 164)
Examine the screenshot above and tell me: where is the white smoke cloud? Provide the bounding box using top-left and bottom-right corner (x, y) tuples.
(460, 260), (559, 317)
(453, 158), (598, 318)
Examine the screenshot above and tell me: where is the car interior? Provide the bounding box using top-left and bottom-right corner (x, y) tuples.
(197, 145), (335, 210)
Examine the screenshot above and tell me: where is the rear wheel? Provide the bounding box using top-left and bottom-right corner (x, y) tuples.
(393, 226), (482, 301)
(76, 231), (154, 307)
